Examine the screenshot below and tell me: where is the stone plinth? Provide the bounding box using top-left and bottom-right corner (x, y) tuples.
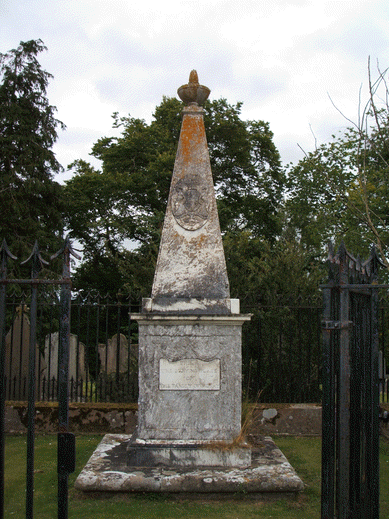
(133, 314), (251, 441)
(127, 439), (252, 468)
(74, 434), (304, 496)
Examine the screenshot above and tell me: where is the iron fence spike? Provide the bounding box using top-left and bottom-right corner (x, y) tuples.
(362, 243), (386, 275)
(20, 240), (49, 269)
(50, 235), (81, 262)
(356, 255), (362, 272)
(0, 239), (17, 261)
(338, 240), (347, 258)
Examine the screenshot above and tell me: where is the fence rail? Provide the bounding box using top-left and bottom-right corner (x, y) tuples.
(244, 303), (323, 403)
(3, 294), (388, 404)
(4, 292), (139, 403)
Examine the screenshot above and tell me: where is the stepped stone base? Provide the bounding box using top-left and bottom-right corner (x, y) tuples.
(127, 439), (252, 468)
(75, 434), (304, 497)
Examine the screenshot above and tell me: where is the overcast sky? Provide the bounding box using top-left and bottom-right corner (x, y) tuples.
(2, 0), (389, 183)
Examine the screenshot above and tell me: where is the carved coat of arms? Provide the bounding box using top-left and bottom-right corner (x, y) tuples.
(171, 176), (209, 231)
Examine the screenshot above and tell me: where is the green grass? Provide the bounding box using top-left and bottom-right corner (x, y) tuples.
(3, 434), (389, 518)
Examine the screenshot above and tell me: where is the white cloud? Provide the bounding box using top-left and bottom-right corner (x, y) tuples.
(1, 0), (389, 173)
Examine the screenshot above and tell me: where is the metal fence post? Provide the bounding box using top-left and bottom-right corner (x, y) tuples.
(321, 242), (385, 519)
(22, 242), (49, 519)
(337, 244), (351, 519)
(0, 247), (6, 519)
(368, 253), (380, 519)
(321, 284), (335, 519)
(53, 238), (79, 519)
(0, 240), (17, 519)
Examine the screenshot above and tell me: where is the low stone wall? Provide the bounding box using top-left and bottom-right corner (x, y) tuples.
(5, 401), (389, 437)
(249, 403), (322, 436)
(5, 402), (138, 434)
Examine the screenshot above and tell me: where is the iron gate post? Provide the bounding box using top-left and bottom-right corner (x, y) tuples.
(321, 242), (384, 519)
(0, 240), (17, 519)
(54, 238), (79, 519)
(0, 250), (5, 519)
(338, 245), (351, 519)
(321, 280), (335, 519)
(368, 279), (380, 518)
(0, 237), (79, 518)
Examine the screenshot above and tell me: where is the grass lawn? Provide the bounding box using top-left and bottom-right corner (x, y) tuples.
(4, 434), (389, 518)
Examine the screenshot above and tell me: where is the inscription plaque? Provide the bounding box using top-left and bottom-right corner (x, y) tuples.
(159, 358), (220, 390)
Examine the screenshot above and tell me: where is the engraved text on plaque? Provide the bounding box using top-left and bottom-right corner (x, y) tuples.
(159, 358), (220, 390)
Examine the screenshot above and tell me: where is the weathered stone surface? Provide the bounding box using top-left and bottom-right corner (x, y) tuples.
(177, 70), (210, 107)
(5, 307), (46, 400)
(262, 408), (278, 421)
(131, 73), (252, 446)
(74, 434), (304, 496)
(127, 439), (251, 468)
(78, 73), (255, 494)
(136, 315), (250, 441)
(149, 102), (230, 314)
(4, 405), (27, 433)
(44, 332), (86, 382)
(255, 404), (323, 436)
(98, 333), (129, 374)
(159, 358), (221, 390)
(142, 297), (240, 315)
(4, 402), (326, 435)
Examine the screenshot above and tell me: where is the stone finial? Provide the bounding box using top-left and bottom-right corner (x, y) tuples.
(177, 70), (210, 106)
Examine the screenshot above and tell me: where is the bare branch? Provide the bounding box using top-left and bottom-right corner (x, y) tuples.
(297, 143), (309, 158)
(327, 92), (358, 129)
(309, 124), (318, 150)
(368, 56), (382, 132)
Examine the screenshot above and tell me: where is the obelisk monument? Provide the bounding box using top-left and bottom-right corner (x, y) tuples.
(134, 71), (250, 443)
(75, 74), (304, 496)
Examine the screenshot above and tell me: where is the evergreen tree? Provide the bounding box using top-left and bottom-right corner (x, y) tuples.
(0, 39), (65, 269)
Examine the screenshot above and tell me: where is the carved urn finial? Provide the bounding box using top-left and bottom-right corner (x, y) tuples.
(177, 70), (210, 106)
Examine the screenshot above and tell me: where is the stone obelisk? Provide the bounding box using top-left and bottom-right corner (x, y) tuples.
(75, 73), (304, 496)
(134, 71), (250, 442)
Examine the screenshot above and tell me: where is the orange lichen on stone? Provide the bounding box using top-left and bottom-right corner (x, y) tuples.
(177, 71), (210, 106)
(177, 111), (207, 164)
(189, 70), (199, 84)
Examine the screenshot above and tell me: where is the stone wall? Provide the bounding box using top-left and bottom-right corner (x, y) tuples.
(5, 402), (389, 437)
(5, 402), (138, 434)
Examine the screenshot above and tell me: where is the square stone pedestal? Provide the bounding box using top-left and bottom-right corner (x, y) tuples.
(133, 314), (251, 441)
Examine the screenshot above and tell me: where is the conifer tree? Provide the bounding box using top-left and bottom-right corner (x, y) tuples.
(0, 39), (65, 265)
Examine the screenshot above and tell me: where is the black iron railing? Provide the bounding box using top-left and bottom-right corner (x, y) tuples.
(3, 293), (389, 405)
(3, 292), (140, 404)
(321, 242), (386, 519)
(0, 238), (78, 519)
(242, 300), (324, 403)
